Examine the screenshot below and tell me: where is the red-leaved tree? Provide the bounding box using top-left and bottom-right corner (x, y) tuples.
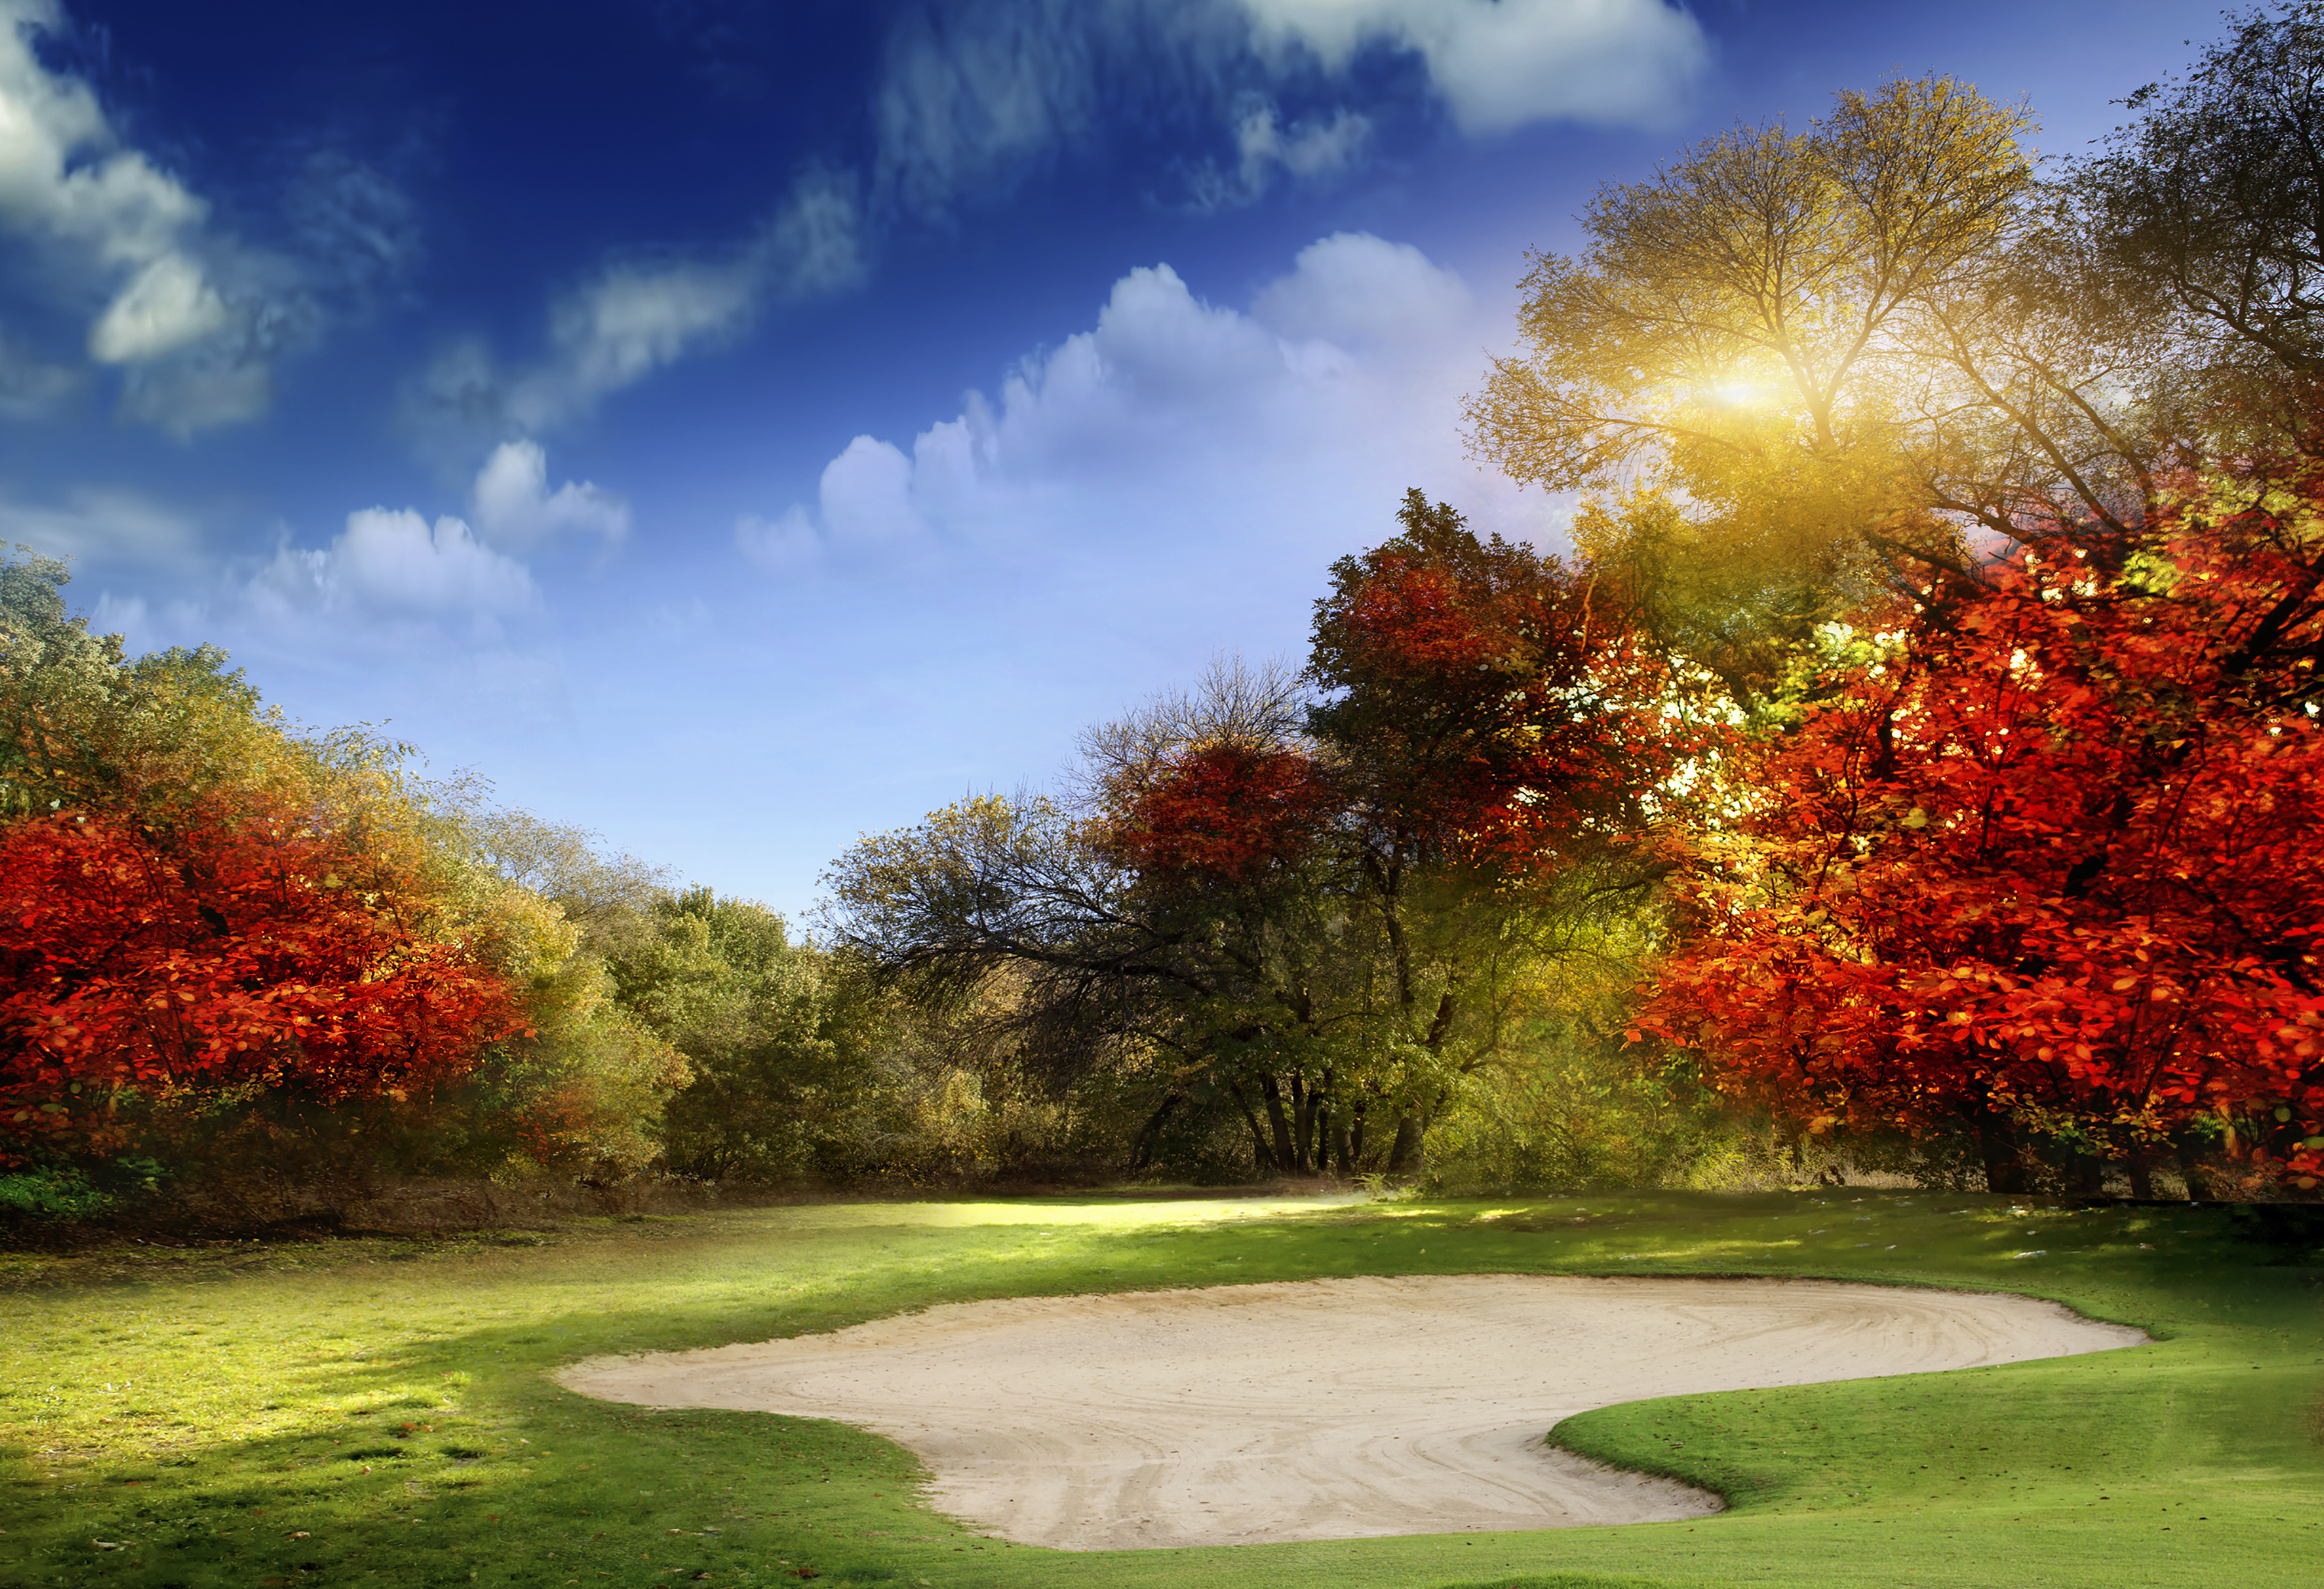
(1109, 740), (1338, 885)
(1640, 469), (2324, 1194)
(1309, 490), (1694, 877)
(0, 798), (528, 1163)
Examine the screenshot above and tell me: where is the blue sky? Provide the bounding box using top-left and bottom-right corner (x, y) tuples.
(0, 0), (2218, 916)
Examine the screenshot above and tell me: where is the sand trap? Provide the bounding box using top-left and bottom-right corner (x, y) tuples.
(558, 1274), (2145, 1550)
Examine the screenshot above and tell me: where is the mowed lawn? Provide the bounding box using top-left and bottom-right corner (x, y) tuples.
(2, 1190), (2319, 1589)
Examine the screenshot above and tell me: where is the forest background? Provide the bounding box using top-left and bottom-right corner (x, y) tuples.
(11, 6), (2324, 1230)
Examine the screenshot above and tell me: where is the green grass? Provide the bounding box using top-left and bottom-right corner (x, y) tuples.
(2, 1189), (2318, 1589)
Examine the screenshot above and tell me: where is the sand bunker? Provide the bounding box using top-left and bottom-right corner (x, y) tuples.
(559, 1274), (2145, 1550)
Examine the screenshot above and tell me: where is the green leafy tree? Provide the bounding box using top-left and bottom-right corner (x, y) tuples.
(2064, 2), (2324, 453)
(610, 889), (880, 1181)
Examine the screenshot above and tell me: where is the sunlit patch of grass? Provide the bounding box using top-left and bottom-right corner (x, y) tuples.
(0, 1191), (2318, 1588)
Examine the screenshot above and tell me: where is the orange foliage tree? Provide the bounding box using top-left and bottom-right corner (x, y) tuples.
(0, 796), (527, 1164)
(1639, 471), (2324, 1194)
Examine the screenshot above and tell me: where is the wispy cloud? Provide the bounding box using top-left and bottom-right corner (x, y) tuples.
(871, 0), (1710, 218)
(412, 166), (867, 449)
(1239, 0), (1710, 135)
(0, 484), (206, 577)
(1188, 96), (1371, 211)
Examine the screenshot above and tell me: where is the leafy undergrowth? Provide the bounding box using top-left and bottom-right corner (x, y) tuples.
(0, 1190), (2318, 1589)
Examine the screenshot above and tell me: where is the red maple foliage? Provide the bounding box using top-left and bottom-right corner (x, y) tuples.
(0, 798), (528, 1161)
(1110, 741), (1337, 884)
(1308, 490), (1699, 877)
(1640, 471), (2324, 1192)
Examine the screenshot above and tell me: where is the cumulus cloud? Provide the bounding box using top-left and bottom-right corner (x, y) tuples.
(248, 508), (537, 622)
(237, 441), (614, 629)
(742, 231), (1534, 586)
(1248, 230), (1470, 350)
(0, 0), (317, 434)
(6, 444), (630, 674)
(0, 1), (203, 265)
(738, 435), (930, 573)
(467, 440), (630, 552)
(734, 505), (820, 574)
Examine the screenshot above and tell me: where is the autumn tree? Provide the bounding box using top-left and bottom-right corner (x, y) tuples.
(1464, 77), (2171, 705)
(0, 552), (691, 1195)
(829, 494), (1702, 1178)
(827, 679), (1357, 1177)
(1639, 468), (2324, 1195)
(0, 796), (528, 1165)
(1299, 490), (1704, 1166)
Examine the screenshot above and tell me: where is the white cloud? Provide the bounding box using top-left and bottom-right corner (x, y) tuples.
(737, 435), (932, 574)
(1248, 231), (1470, 351)
(516, 258), (760, 430)
(734, 505), (820, 574)
(872, 0), (1126, 217)
(760, 164), (869, 300)
(0, 0), (204, 264)
(250, 509), (538, 621)
(818, 435), (931, 547)
(0, 0), (310, 434)
(745, 231), (1536, 585)
(1252, 103), (1370, 179)
(1239, 0), (1709, 133)
(86, 254), (229, 363)
(468, 440), (630, 551)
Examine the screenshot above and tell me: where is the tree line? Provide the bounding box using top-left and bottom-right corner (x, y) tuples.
(9, 6), (2324, 1216)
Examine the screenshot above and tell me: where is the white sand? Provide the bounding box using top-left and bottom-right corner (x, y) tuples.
(558, 1273), (2146, 1550)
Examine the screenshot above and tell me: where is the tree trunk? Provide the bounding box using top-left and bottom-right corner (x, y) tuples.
(1293, 1073), (1318, 1174)
(1260, 1074), (1297, 1173)
(1976, 1113), (2024, 1194)
(2128, 1161), (2155, 1200)
(1130, 1094), (1181, 1170)
(2176, 1134), (2215, 1201)
(1350, 1098), (1368, 1170)
(1385, 1112), (1425, 1177)
(1227, 1084), (1275, 1172)
(2074, 1153), (2106, 1196)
